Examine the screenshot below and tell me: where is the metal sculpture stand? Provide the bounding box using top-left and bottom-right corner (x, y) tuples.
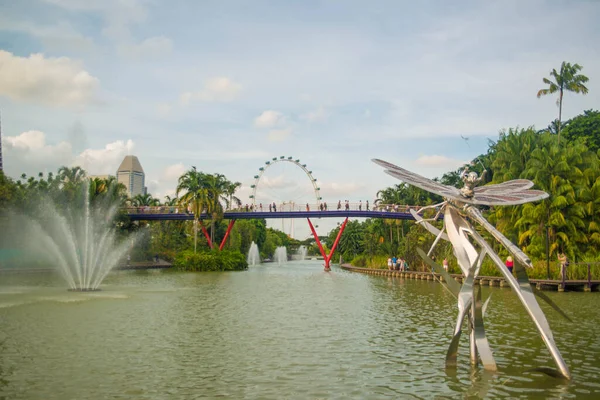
(374, 159), (571, 380)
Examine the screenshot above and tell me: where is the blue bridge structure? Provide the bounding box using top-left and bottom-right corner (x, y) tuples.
(123, 204), (426, 271)
(126, 209), (416, 221)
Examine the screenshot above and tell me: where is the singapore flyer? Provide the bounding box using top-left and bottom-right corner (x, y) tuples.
(248, 156), (322, 237)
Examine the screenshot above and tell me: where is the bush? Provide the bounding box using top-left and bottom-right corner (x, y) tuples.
(350, 254), (368, 267)
(173, 249), (248, 272)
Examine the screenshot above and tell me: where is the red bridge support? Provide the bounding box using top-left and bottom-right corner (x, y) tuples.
(307, 217), (349, 272)
(219, 220), (236, 250)
(200, 220), (237, 250)
(200, 224), (213, 249)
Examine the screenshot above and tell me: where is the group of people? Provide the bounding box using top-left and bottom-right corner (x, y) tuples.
(335, 200), (370, 211)
(244, 201), (374, 212)
(387, 256), (409, 271)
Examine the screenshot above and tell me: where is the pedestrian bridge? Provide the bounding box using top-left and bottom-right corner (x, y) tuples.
(125, 208), (416, 221)
(123, 204), (429, 270)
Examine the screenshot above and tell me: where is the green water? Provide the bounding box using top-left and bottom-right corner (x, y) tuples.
(0, 261), (599, 399)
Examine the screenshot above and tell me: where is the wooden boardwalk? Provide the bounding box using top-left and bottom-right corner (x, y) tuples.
(340, 265), (600, 292)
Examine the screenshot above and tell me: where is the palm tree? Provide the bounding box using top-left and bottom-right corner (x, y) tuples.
(58, 166), (86, 185)
(537, 61), (589, 143)
(176, 167), (208, 253)
(224, 181), (242, 210)
(517, 133), (589, 260)
(203, 173), (233, 245)
(131, 193), (160, 207)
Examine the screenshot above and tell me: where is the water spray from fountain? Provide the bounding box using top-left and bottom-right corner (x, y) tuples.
(295, 245), (307, 261)
(3, 182), (137, 291)
(247, 242), (260, 266)
(274, 247), (287, 265)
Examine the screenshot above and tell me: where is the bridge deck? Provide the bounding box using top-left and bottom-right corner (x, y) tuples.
(126, 210), (416, 221)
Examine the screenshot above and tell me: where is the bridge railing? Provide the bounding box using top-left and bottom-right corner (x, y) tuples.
(122, 203), (419, 214)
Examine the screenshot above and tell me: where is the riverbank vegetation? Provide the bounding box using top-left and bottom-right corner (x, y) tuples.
(1, 61), (596, 277)
(0, 166), (309, 271)
(332, 108), (600, 278)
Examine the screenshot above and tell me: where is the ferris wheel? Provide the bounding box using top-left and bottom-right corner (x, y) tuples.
(249, 156), (322, 211)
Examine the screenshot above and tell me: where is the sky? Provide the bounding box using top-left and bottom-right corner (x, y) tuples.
(1, 0), (599, 238)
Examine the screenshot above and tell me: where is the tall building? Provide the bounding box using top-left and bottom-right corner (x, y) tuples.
(116, 155), (146, 197)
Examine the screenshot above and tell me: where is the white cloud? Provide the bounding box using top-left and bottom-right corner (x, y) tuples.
(318, 182), (367, 198)
(302, 106), (328, 123)
(74, 140), (134, 175)
(257, 175), (297, 190)
(268, 128), (292, 142)
(3, 130), (135, 178)
(145, 163), (188, 201)
(0, 50), (99, 106)
(42, 0), (171, 61)
(161, 163), (186, 181)
(180, 77), (242, 105)
(415, 155), (467, 170)
(0, 17), (95, 53)
(3, 130), (72, 177)
(117, 35), (173, 60)
(254, 110), (285, 128)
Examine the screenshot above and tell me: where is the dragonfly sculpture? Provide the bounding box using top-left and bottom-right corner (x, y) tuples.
(373, 159), (571, 380)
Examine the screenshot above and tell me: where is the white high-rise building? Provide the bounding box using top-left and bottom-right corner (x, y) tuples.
(116, 155), (146, 197)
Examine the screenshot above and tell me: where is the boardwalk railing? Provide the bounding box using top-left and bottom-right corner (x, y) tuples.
(341, 264), (600, 292)
(122, 203), (424, 215)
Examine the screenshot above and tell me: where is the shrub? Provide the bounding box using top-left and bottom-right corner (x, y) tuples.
(351, 254), (368, 267)
(173, 249), (248, 272)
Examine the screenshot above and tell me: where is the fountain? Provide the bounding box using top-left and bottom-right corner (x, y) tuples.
(3, 183), (135, 291)
(295, 245), (307, 261)
(247, 242), (260, 265)
(274, 246), (287, 265)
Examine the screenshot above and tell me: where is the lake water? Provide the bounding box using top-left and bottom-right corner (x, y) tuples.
(1, 261), (599, 399)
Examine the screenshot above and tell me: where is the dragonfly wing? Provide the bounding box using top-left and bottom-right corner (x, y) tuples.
(471, 190), (549, 206)
(475, 179), (534, 194)
(373, 159), (461, 199)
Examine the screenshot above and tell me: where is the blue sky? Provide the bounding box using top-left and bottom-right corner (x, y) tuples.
(1, 0), (599, 237)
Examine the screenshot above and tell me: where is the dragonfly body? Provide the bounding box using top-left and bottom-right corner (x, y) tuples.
(373, 158), (571, 380)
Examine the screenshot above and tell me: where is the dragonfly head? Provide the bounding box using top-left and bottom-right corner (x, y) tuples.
(460, 170), (485, 198)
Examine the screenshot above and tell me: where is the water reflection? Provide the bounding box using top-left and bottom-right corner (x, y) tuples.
(0, 263), (599, 399)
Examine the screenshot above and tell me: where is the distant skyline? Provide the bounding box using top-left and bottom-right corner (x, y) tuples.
(1, 0), (599, 237)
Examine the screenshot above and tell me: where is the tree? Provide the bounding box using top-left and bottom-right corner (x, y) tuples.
(203, 173), (232, 245)
(561, 109), (600, 152)
(176, 167), (208, 253)
(131, 193), (160, 207)
(537, 61), (589, 143)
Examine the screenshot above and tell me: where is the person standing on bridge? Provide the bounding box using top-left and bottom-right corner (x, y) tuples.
(345, 201), (350, 211)
(306, 203), (310, 212)
(259, 203), (263, 212)
(273, 202), (277, 212)
(366, 200), (369, 211)
(359, 200), (362, 211)
(337, 200), (341, 210)
(324, 202), (327, 211)
(269, 203), (272, 212)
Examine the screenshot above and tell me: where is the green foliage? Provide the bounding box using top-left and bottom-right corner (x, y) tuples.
(173, 249), (248, 271)
(561, 110), (600, 152)
(176, 167), (241, 252)
(350, 254), (368, 267)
